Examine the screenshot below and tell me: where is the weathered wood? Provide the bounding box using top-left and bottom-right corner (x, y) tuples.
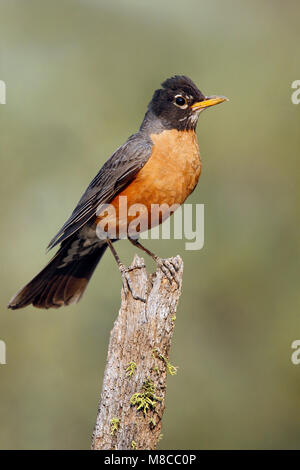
(91, 254), (183, 450)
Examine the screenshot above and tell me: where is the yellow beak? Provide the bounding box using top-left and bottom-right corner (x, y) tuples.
(191, 95), (229, 110)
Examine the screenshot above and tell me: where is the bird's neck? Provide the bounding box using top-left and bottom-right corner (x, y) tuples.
(139, 109), (198, 134)
(139, 110), (169, 135)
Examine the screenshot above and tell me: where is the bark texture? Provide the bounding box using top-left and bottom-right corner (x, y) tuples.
(91, 254), (183, 450)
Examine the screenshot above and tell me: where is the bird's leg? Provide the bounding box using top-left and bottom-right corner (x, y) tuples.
(106, 238), (146, 302)
(128, 237), (180, 286)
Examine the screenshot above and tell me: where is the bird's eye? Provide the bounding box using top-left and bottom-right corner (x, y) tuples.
(174, 95), (187, 108)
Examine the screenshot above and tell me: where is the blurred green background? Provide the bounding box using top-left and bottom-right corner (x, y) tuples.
(1, 0), (300, 450)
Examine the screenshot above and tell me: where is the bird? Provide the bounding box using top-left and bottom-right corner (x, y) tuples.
(8, 75), (228, 309)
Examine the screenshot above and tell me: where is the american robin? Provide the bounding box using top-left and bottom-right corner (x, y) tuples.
(8, 75), (227, 309)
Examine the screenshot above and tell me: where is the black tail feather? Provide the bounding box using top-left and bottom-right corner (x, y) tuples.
(8, 237), (107, 310)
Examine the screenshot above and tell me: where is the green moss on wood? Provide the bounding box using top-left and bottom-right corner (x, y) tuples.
(126, 361), (137, 378)
(110, 417), (120, 435)
(130, 379), (162, 416)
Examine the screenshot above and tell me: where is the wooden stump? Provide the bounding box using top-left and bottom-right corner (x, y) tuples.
(91, 254), (183, 450)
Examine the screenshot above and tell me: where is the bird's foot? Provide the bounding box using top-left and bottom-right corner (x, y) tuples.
(119, 263), (146, 303)
(154, 257), (181, 287)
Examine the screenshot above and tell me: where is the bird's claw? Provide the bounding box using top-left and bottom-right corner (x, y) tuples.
(155, 257), (180, 287)
(119, 263), (146, 302)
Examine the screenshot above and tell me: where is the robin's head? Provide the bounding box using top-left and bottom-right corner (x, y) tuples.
(148, 75), (227, 131)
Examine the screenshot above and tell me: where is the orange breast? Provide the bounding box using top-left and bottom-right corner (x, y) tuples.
(96, 129), (201, 237)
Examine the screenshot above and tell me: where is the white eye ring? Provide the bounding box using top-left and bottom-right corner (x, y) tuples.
(174, 94), (188, 109)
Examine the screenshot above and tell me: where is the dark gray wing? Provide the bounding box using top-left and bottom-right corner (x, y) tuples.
(48, 133), (152, 249)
